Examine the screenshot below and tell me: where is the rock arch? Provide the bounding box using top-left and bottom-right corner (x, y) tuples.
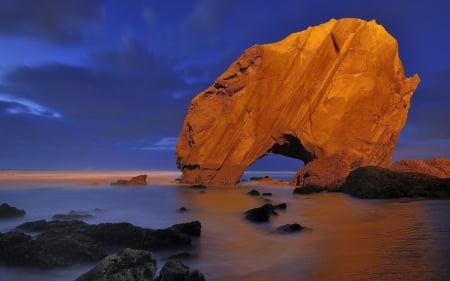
(176, 18), (419, 186)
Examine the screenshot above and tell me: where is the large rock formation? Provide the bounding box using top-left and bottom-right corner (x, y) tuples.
(342, 166), (450, 198)
(176, 18), (419, 186)
(390, 158), (450, 178)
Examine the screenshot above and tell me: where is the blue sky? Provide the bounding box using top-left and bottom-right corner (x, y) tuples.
(0, 0), (449, 171)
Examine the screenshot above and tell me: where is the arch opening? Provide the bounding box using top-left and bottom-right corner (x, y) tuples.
(241, 134), (313, 182)
(271, 134), (315, 164)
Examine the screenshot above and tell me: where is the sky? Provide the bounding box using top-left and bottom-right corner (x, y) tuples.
(0, 0), (449, 171)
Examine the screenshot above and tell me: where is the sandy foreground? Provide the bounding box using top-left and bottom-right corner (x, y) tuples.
(0, 170), (181, 188)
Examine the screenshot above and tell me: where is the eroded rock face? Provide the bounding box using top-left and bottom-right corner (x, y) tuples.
(390, 158), (450, 178)
(176, 18), (419, 185)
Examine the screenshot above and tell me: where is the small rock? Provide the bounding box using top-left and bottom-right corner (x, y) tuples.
(52, 210), (93, 220)
(262, 192), (272, 196)
(0, 203), (26, 218)
(293, 185), (323, 195)
(276, 223), (303, 233)
(249, 176), (269, 181)
(75, 248), (156, 281)
(178, 207), (188, 212)
(189, 184), (206, 189)
(111, 175), (148, 186)
(273, 203), (287, 210)
(244, 204), (275, 223)
(247, 189), (260, 196)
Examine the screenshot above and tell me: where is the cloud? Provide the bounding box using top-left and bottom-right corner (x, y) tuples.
(139, 137), (178, 151)
(0, 93), (61, 118)
(1, 60), (194, 141)
(0, 0), (103, 45)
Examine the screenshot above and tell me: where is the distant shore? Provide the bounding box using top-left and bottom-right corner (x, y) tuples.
(0, 170), (181, 188)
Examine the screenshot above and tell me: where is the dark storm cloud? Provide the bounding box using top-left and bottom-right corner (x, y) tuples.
(2, 62), (191, 139)
(0, 0), (102, 44)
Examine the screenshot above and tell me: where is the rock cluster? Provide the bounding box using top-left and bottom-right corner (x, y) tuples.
(76, 248), (205, 281)
(0, 220), (201, 267)
(176, 18), (419, 186)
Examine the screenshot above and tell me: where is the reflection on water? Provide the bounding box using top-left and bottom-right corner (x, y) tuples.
(0, 178), (449, 281)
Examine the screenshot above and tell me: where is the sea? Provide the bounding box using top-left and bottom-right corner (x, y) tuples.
(0, 171), (449, 281)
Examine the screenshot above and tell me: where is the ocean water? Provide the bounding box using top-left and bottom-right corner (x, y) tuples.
(0, 171), (449, 281)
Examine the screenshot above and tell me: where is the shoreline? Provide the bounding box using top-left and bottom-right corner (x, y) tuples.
(0, 170), (296, 189)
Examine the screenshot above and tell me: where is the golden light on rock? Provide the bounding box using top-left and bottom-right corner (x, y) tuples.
(176, 18), (420, 186)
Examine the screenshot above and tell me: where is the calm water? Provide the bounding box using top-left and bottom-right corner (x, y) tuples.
(0, 172), (449, 281)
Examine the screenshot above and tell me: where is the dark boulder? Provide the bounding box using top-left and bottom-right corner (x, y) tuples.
(247, 189), (260, 196)
(171, 221), (202, 237)
(244, 204), (276, 223)
(156, 259), (205, 281)
(81, 222), (193, 250)
(0, 203), (25, 218)
(178, 207), (188, 212)
(276, 223), (303, 233)
(293, 185), (323, 195)
(2, 220), (201, 268)
(342, 166), (450, 198)
(0, 231), (33, 265)
(75, 248), (156, 281)
(0, 230), (105, 267)
(262, 192), (272, 196)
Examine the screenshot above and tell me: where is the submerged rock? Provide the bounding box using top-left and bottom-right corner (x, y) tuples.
(0, 203), (26, 218)
(188, 184), (207, 190)
(276, 223), (303, 233)
(75, 248), (157, 281)
(273, 203), (287, 210)
(342, 166), (450, 198)
(176, 18), (419, 186)
(111, 174), (148, 186)
(293, 185), (323, 195)
(1, 220), (201, 267)
(52, 210), (93, 220)
(244, 204), (276, 223)
(247, 189), (260, 196)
